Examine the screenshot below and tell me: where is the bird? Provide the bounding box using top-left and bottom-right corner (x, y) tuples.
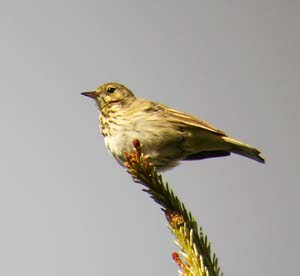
(82, 82), (265, 170)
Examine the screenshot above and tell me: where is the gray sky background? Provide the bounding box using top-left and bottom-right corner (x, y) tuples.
(1, 1), (299, 276)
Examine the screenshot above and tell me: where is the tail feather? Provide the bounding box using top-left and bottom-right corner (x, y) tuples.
(223, 136), (265, 163)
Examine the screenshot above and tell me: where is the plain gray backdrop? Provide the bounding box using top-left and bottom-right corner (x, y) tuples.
(1, 1), (299, 275)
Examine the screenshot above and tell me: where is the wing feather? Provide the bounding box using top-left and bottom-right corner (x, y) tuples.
(155, 103), (226, 135)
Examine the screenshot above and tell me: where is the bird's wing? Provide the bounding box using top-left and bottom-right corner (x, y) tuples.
(155, 103), (227, 136)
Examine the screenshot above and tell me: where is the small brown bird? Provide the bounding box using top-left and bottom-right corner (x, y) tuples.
(82, 83), (264, 170)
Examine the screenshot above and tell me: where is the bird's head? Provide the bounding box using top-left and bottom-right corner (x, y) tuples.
(81, 83), (135, 111)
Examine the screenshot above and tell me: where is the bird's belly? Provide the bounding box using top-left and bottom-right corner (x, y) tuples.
(103, 125), (184, 170)
(104, 131), (143, 164)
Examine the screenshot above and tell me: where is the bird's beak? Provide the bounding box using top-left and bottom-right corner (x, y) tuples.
(81, 91), (97, 99)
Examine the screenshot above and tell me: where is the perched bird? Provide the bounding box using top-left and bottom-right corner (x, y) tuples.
(82, 83), (264, 170)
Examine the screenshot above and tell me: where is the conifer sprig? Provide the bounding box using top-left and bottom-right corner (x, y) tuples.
(124, 140), (222, 276)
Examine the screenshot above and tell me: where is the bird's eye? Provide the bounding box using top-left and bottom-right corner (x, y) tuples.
(107, 87), (116, 94)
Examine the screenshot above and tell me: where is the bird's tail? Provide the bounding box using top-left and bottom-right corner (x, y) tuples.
(223, 136), (265, 163)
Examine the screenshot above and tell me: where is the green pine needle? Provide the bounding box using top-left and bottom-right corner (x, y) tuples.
(124, 141), (223, 276)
